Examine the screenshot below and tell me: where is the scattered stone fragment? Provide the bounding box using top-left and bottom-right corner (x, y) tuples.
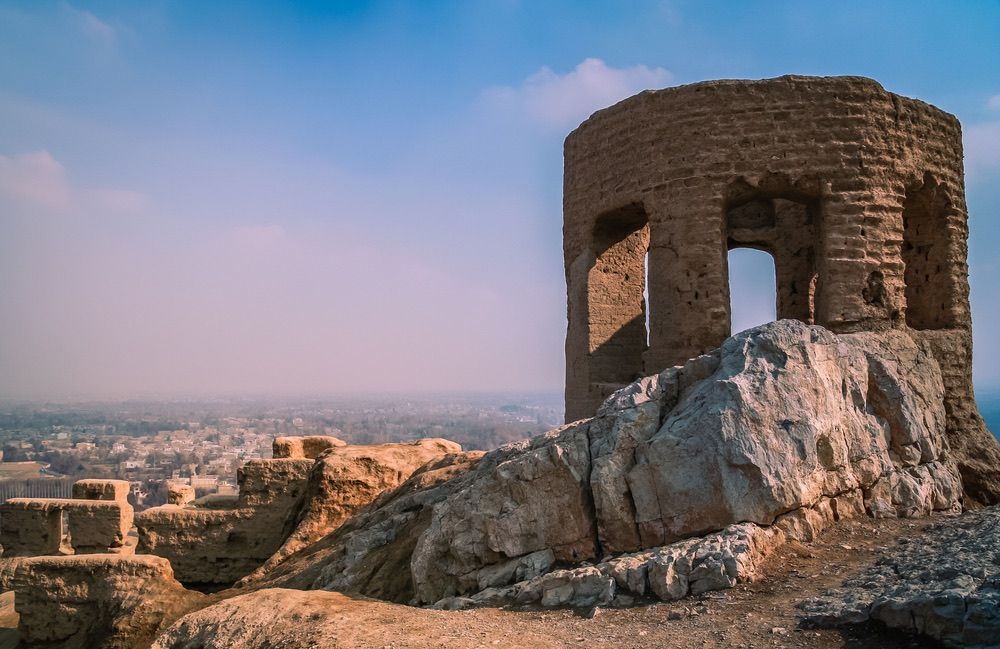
(798, 506), (1000, 647)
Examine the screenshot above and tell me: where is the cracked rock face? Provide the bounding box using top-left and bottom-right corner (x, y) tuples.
(799, 506), (1000, 647)
(434, 522), (788, 611)
(251, 320), (964, 607)
(591, 322), (962, 553)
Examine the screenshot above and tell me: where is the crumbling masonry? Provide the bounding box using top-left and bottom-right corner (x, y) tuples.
(563, 75), (1000, 502)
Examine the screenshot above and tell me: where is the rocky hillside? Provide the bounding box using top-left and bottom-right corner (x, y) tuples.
(239, 320), (964, 610)
(4, 320), (998, 648)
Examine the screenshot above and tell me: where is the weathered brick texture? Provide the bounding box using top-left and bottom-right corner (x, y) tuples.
(563, 75), (1000, 503)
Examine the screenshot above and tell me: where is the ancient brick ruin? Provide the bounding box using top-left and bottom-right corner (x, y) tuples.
(1, 75), (999, 649)
(131, 437), (346, 585)
(134, 453), (317, 585)
(563, 75), (998, 501)
(131, 436), (351, 585)
(0, 479), (133, 556)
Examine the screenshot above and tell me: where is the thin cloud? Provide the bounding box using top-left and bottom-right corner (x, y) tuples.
(988, 95), (1000, 110)
(232, 224), (290, 256)
(0, 150), (72, 211)
(86, 188), (149, 214)
(60, 1), (116, 45)
(0, 149), (147, 216)
(484, 58), (671, 129)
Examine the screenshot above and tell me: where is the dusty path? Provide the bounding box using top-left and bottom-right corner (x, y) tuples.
(155, 516), (945, 648)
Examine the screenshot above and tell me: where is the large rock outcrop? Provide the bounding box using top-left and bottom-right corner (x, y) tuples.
(251, 321), (966, 607)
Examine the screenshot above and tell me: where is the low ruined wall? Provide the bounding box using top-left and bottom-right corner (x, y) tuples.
(135, 459), (314, 585)
(136, 441), (465, 587)
(0, 500), (62, 557)
(4, 554), (204, 649)
(235, 459), (315, 508)
(0, 479), (135, 558)
(166, 483), (195, 506)
(72, 479), (130, 502)
(0, 497), (133, 557)
(247, 438), (464, 580)
(134, 507), (284, 586)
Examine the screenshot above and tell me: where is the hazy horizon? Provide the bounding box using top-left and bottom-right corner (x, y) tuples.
(2, 1), (999, 401)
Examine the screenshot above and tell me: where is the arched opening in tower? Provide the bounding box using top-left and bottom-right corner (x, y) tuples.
(728, 247), (777, 335)
(586, 203), (650, 390)
(725, 190), (819, 333)
(902, 174), (956, 330)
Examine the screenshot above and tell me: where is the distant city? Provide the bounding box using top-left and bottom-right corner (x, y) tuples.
(2, 386), (996, 512)
(0, 393), (562, 510)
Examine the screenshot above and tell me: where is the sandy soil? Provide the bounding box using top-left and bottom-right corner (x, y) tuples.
(385, 517), (939, 648)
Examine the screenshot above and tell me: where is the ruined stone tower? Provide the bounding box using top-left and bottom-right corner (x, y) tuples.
(563, 75), (1000, 502)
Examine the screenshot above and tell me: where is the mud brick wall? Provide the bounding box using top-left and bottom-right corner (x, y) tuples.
(134, 458), (314, 585)
(564, 76), (970, 420)
(563, 76), (998, 502)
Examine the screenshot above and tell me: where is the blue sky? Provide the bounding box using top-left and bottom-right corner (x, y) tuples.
(1, 1), (999, 399)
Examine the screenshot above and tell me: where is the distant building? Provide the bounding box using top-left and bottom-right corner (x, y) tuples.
(190, 475), (218, 491)
(0, 477), (74, 502)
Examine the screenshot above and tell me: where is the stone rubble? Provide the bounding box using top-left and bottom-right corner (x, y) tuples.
(244, 437), (463, 581)
(434, 520), (805, 610)
(798, 506), (1000, 647)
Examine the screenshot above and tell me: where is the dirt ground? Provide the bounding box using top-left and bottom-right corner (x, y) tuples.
(0, 516), (944, 648)
(362, 517), (941, 649)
